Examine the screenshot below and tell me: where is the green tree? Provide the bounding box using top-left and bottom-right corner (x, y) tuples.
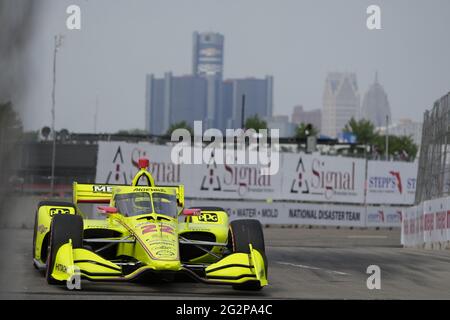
(244, 114), (267, 131)
(394, 135), (418, 161)
(374, 135), (418, 161)
(166, 121), (193, 136)
(343, 118), (377, 145)
(295, 123), (319, 139)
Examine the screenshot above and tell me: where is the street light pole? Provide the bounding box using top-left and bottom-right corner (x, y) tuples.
(385, 115), (389, 161)
(50, 35), (63, 195)
(241, 94), (246, 129)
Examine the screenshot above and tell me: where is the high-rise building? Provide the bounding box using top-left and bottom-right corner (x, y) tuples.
(146, 73), (207, 135)
(146, 32), (274, 134)
(192, 32), (224, 78)
(222, 76), (274, 129)
(361, 72), (391, 127)
(220, 80), (234, 130)
(322, 72), (360, 137)
(266, 115), (296, 137)
(192, 32), (225, 129)
(291, 105), (322, 132)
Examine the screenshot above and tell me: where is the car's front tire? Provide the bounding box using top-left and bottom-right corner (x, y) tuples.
(45, 214), (83, 285)
(33, 200), (76, 266)
(228, 219), (267, 291)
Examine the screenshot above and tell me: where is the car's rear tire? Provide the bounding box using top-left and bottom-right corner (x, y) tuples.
(45, 214), (83, 285)
(37, 200), (76, 209)
(228, 219), (267, 291)
(32, 209), (38, 267)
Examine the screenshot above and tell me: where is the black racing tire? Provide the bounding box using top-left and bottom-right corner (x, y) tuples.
(45, 214), (83, 285)
(228, 219), (266, 254)
(228, 219), (267, 291)
(32, 209), (38, 267)
(33, 201), (75, 268)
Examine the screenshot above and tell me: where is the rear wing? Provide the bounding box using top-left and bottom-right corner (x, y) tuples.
(73, 182), (115, 204)
(73, 182), (185, 207)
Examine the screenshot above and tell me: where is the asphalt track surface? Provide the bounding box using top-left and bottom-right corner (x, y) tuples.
(1, 227), (450, 299)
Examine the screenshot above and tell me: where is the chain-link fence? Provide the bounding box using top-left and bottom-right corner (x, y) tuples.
(415, 91), (450, 204)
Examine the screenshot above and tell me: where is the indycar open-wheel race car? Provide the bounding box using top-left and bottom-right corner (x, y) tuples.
(32, 158), (268, 290)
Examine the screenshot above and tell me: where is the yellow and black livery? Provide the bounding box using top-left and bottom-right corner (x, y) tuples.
(32, 158), (268, 290)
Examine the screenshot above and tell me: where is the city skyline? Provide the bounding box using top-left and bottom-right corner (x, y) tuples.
(11, 0), (450, 133)
(322, 72), (360, 137)
(146, 31), (274, 135)
(361, 72), (391, 128)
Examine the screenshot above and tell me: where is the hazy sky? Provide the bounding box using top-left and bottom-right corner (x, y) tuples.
(18, 0), (450, 132)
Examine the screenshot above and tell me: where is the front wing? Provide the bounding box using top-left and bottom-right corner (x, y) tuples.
(49, 240), (268, 287)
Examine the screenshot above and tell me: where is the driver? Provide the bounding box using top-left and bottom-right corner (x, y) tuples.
(132, 196), (153, 215)
(114, 192), (153, 216)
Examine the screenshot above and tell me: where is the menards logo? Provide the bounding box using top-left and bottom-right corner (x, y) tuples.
(92, 185), (113, 193)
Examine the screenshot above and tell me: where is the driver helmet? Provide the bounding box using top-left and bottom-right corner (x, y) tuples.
(133, 196), (152, 211)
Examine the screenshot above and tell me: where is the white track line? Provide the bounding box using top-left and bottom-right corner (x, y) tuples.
(277, 261), (350, 276)
(347, 235), (388, 239)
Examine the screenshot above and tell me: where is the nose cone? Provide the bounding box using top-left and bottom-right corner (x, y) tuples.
(134, 221), (181, 269)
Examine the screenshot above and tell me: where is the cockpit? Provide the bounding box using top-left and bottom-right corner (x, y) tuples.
(114, 191), (178, 218)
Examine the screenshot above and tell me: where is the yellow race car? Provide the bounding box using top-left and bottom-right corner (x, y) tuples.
(32, 158), (268, 290)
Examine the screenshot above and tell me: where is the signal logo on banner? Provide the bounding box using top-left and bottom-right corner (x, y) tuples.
(200, 151), (221, 191)
(290, 157), (310, 195)
(105, 146), (128, 184)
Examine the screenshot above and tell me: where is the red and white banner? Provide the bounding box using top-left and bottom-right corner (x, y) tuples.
(401, 199), (450, 248)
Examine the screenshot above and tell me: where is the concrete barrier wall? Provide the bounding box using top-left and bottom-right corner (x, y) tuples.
(402, 199), (450, 249)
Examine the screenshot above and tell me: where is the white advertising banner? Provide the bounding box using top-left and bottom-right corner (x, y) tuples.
(425, 198), (447, 244)
(96, 142), (417, 206)
(95, 142), (283, 200)
(446, 197), (450, 245)
(95, 142), (188, 186)
(281, 153), (366, 203)
(366, 160), (418, 205)
(365, 206), (404, 228)
(400, 206), (408, 246)
(402, 199), (450, 248)
(401, 206), (420, 247)
(186, 200), (285, 225)
(281, 202), (366, 227)
(422, 200), (434, 246)
(416, 203), (425, 247)
(185, 199), (394, 227)
(181, 147), (283, 200)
